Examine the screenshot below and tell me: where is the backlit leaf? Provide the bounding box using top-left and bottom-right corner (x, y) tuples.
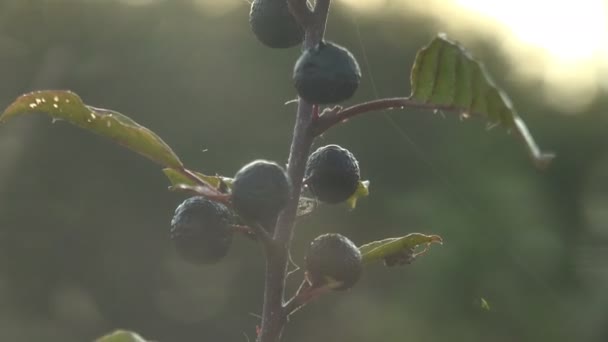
(359, 233), (442, 265)
(1, 90), (183, 168)
(411, 34), (554, 169)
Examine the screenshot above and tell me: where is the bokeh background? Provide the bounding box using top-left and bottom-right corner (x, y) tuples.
(1, 0), (607, 341)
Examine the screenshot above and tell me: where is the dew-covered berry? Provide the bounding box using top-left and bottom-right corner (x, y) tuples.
(231, 160), (291, 230)
(249, 0), (304, 48)
(170, 196), (233, 264)
(305, 233), (362, 291)
(293, 41), (361, 104)
(305, 144), (360, 204)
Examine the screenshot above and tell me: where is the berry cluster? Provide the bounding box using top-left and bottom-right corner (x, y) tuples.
(250, 0), (361, 104)
(171, 147), (364, 289)
(171, 0), (367, 294)
(171, 160), (292, 263)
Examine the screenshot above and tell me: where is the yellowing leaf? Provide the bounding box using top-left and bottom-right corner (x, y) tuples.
(359, 233), (443, 265)
(345, 180), (370, 210)
(162, 168), (230, 189)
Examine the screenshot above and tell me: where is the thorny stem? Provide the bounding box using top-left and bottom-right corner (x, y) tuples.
(257, 1), (331, 342)
(284, 280), (332, 317)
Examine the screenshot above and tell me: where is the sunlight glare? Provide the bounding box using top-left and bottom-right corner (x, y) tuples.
(337, 0), (608, 112)
(453, 0), (608, 62)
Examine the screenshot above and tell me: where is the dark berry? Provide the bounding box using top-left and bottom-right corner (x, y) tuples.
(293, 41), (361, 104)
(170, 196), (233, 264)
(249, 0), (304, 48)
(305, 233), (362, 291)
(231, 160), (291, 230)
(305, 144), (360, 204)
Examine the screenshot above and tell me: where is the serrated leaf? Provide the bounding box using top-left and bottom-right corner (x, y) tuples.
(95, 330), (148, 342)
(1, 90), (183, 169)
(359, 233), (442, 265)
(162, 168), (230, 190)
(410, 34), (554, 169)
(345, 180), (370, 210)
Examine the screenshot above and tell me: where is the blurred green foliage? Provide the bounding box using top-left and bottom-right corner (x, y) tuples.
(0, 0), (607, 341)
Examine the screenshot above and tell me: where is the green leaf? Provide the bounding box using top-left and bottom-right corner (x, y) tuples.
(162, 167), (230, 189)
(1, 90), (183, 169)
(410, 34), (555, 169)
(95, 330), (148, 342)
(345, 180), (370, 210)
(359, 233), (443, 266)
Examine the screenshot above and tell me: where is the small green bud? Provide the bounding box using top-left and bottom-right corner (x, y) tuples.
(293, 41), (361, 104)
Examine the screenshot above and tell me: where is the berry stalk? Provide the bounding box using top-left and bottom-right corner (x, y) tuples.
(257, 1), (331, 341)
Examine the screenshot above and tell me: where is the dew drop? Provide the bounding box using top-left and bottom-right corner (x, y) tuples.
(52, 103), (59, 109)
(53, 96), (59, 102)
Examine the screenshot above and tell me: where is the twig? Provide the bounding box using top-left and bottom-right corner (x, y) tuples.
(312, 96), (555, 168)
(257, 1), (331, 341)
(284, 279), (332, 317)
(313, 96), (461, 135)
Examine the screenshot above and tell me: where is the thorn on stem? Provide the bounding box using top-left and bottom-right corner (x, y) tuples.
(312, 104), (320, 121)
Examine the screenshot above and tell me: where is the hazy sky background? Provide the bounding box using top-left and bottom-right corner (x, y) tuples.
(1, 1), (607, 341)
(123, 0), (607, 113)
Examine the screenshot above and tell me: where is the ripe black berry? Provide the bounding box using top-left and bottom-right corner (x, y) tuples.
(249, 0), (304, 49)
(231, 160), (291, 230)
(305, 233), (362, 291)
(305, 144), (360, 204)
(293, 41), (361, 104)
(170, 196), (233, 264)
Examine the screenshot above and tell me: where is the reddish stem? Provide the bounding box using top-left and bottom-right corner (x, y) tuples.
(313, 96), (461, 135)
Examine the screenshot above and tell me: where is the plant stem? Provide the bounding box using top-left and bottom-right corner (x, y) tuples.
(312, 96), (463, 135)
(312, 96), (555, 168)
(257, 1), (331, 341)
